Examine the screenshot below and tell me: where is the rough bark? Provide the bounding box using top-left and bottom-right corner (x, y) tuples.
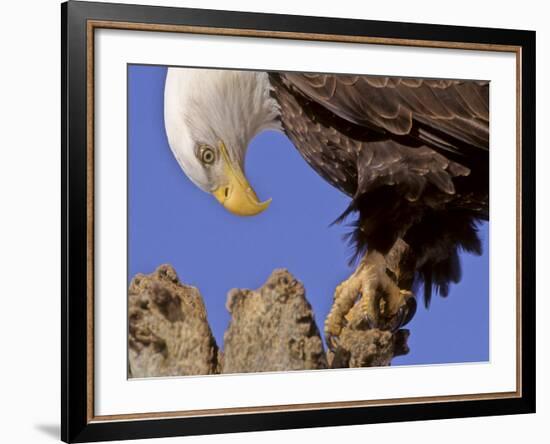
(128, 254), (416, 377)
(328, 328), (410, 368)
(222, 269), (327, 373)
(128, 264), (220, 378)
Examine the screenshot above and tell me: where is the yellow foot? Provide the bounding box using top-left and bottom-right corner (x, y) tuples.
(324, 251), (416, 350)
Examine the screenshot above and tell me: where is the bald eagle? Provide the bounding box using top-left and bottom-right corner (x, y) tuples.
(164, 68), (488, 325)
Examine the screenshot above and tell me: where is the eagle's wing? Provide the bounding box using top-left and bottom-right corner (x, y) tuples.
(281, 73), (489, 152)
(272, 73), (486, 203)
(271, 73), (489, 304)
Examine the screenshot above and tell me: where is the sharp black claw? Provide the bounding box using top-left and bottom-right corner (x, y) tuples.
(388, 297), (417, 332)
(400, 297), (417, 327)
(391, 306), (407, 332)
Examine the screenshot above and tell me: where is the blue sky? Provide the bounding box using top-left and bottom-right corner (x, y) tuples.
(128, 65), (489, 366)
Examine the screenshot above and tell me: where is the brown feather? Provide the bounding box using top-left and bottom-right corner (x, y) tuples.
(268, 72), (489, 306)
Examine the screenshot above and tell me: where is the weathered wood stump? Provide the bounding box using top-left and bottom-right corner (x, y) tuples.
(128, 265), (220, 377)
(128, 259), (414, 377)
(223, 269), (327, 373)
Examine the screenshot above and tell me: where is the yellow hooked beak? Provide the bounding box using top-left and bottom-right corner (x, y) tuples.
(212, 142), (271, 216)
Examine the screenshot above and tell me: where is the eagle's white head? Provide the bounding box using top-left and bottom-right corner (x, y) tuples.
(164, 68), (281, 216)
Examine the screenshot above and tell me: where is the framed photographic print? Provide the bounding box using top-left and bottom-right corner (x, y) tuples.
(61, 1), (536, 442)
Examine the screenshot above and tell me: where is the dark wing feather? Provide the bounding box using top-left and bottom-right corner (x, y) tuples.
(269, 72), (489, 307)
(282, 73), (489, 152)
(272, 73), (478, 203)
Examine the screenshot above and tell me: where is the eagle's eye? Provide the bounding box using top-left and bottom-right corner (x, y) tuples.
(199, 146), (216, 165)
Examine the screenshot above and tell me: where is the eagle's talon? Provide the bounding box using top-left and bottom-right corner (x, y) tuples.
(389, 305), (407, 332)
(400, 296), (417, 328)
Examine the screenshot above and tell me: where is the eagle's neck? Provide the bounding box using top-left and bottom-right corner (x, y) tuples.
(213, 71), (282, 165)
(235, 71), (282, 141)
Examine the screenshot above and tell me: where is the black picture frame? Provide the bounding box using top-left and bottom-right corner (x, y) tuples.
(62, 1), (536, 442)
